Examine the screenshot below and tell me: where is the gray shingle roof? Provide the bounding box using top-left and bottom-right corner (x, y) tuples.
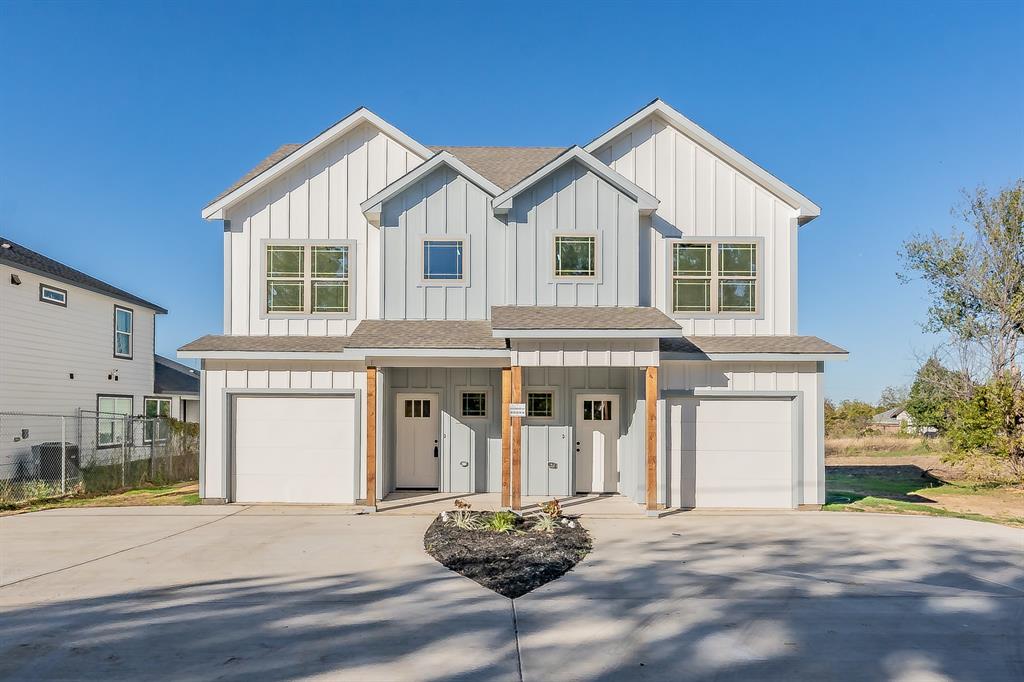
(154, 355), (200, 395)
(346, 320), (506, 349)
(427, 146), (567, 190)
(491, 306), (680, 331)
(179, 335), (348, 353)
(660, 336), (847, 355)
(0, 237), (166, 313)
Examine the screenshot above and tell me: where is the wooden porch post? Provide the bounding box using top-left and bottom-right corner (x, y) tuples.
(366, 365), (377, 508)
(510, 365), (523, 511)
(501, 367), (512, 508)
(645, 365), (658, 511)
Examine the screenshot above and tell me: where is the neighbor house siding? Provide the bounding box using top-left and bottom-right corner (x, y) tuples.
(659, 360), (824, 506)
(592, 116), (800, 335)
(379, 166), (507, 320)
(223, 122), (427, 336)
(507, 160), (641, 307)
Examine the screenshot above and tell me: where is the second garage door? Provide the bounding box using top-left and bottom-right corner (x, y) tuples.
(668, 396), (794, 509)
(232, 395), (357, 504)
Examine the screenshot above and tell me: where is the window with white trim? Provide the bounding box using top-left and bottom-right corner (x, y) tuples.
(672, 240), (758, 314)
(144, 397), (171, 444)
(554, 235), (596, 278)
(114, 306), (133, 358)
(266, 243), (350, 314)
(97, 395), (133, 447)
(423, 239), (465, 281)
(40, 284), (67, 306)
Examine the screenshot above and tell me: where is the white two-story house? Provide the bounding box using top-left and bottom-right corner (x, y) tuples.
(181, 100), (847, 512)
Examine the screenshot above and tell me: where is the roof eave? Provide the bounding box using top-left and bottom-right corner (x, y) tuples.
(497, 328), (678, 339)
(3, 260), (167, 314)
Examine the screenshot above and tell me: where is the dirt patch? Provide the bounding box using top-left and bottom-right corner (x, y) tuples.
(424, 512), (592, 599)
(0, 481), (200, 516)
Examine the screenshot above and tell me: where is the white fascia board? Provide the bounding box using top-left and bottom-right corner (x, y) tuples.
(584, 99), (820, 224)
(492, 146), (659, 215)
(202, 107), (432, 220)
(360, 152), (502, 227)
(660, 352), (849, 362)
(177, 350), (354, 361)
(495, 328), (677, 339)
(348, 348), (510, 357)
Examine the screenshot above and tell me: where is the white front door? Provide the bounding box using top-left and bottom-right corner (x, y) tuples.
(395, 393), (440, 489)
(574, 394), (619, 494)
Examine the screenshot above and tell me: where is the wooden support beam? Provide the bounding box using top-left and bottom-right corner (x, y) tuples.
(510, 365), (523, 511)
(501, 367), (512, 508)
(366, 365), (377, 508)
(645, 365), (658, 511)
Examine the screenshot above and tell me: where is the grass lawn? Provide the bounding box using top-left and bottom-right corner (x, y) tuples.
(0, 481), (200, 516)
(824, 436), (1024, 528)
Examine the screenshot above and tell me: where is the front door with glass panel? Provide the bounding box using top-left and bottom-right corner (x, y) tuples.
(395, 394), (440, 489)
(574, 395), (619, 493)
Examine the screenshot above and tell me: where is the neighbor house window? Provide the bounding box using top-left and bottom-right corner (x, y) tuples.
(114, 306), (133, 358)
(554, 235), (596, 278)
(266, 242), (350, 315)
(39, 284), (67, 307)
(97, 395), (133, 447)
(527, 391), (554, 418)
(422, 239), (465, 282)
(144, 397), (171, 444)
(461, 392), (487, 418)
(672, 241), (759, 314)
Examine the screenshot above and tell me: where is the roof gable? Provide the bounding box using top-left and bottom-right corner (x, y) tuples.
(492, 146), (659, 215)
(202, 107), (432, 220)
(585, 99), (820, 224)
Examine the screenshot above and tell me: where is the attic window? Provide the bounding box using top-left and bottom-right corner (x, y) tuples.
(40, 284), (67, 306)
(553, 235), (597, 278)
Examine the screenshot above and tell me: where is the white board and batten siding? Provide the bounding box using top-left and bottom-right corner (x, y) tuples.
(223, 123), (427, 336)
(0, 264), (156, 416)
(592, 116), (799, 336)
(660, 360), (825, 507)
(200, 360), (368, 500)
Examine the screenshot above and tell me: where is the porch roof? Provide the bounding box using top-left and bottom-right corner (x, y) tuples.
(660, 335), (848, 360)
(346, 320), (508, 350)
(177, 334), (350, 359)
(491, 306), (681, 338)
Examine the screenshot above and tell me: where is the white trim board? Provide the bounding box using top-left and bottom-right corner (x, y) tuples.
(494, 329), (678, 339)
(584, 99), (820, 225)
(203, 107), (432, 220)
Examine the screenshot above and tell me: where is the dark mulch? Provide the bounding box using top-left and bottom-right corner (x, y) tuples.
(423, 512), (592, 599)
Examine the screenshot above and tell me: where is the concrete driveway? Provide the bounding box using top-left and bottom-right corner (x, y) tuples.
(1, 507), (1021, 681)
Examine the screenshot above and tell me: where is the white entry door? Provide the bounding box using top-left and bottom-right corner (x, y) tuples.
(574, 395), (619, 493)
(395, 394), (440, 489)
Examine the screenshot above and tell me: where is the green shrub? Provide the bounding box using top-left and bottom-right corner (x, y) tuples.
(487, 510), (517, 533)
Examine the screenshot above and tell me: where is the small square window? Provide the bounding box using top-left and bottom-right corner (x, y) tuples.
(461, 392), (487, 418)
(554, 235), (596, 277)
(423, 240), (464, 281)
(39, 284), (67, 307)
(527, 392), (554, 418)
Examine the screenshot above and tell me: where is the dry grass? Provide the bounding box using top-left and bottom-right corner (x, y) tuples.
(825, 434), (933, 457)
(0, 481), (199, 516)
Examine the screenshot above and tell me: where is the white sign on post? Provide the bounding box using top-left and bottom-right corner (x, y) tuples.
(508, 403), (527, 418)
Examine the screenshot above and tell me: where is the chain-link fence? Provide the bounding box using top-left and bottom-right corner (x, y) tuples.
(0, 410), (199, 506)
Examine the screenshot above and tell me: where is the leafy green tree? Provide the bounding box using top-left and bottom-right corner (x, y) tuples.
(877, 385), (909, 411)
(825, 399), (876, 437)
(905, 358), (958, 432)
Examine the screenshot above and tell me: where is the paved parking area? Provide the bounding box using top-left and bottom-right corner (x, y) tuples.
(1, 506), (1022, 681)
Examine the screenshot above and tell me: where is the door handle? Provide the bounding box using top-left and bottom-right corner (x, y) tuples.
(434, 445), (439, 458)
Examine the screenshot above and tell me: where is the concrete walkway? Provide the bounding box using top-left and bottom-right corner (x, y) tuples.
(1, 507), (1021, 680)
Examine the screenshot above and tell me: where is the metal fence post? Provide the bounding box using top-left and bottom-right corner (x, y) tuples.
(121, 415), (128, 488)
(61, 416), (67, 495)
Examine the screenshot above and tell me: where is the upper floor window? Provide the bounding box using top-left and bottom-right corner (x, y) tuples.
(114, 306), (133, 358)
(265, 242), (350, 315)
(672, 240), (759, 315)
(554, 235), (596, 278)
(39, 284), (67, 307)
(422, 239), (464, 282)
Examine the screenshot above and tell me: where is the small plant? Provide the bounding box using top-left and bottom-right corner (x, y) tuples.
(447, 498), (484, 530)
(539, 498), (562, 518)
(532, 513), (558, 533)
(487, 510), (517, 533)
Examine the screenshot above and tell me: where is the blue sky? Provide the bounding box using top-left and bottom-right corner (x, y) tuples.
(1, 0), (1021, 401)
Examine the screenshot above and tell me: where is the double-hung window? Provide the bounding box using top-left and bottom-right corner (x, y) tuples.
(553, 235), (597, 278)
(422, 239), (465, 282)
(265, 242), (351, 315)
(97, 395), (133, 447)
(672, 240), (759, 314)
(144, 397), (171, 444)
(114, 306), (133, 358)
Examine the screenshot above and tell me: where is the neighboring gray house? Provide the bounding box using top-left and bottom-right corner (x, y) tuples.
(0, 237), (189, 478)
(181, 100), (848, 512)
(154, 354), (201, 424)
(871, 406), (934, 435)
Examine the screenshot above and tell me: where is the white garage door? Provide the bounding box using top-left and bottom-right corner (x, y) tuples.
(232, 395), (356, 504)
(668, 397), (794, 509)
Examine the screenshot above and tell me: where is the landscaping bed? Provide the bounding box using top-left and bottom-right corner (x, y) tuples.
(424, 503), (592, 599)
